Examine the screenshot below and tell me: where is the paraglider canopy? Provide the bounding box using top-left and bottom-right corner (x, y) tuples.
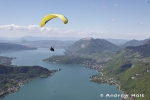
(40, 14), (68, 27)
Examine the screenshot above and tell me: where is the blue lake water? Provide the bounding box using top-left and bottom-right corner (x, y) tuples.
(0, 48), (122, 100)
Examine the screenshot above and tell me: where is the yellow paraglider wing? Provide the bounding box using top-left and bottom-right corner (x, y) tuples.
(40, 14), (68, 27)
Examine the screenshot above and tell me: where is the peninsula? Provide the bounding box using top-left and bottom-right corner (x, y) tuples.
(0, 56), (59, 99)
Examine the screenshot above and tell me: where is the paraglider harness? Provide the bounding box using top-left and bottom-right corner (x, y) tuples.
(50, 46), (54, 52)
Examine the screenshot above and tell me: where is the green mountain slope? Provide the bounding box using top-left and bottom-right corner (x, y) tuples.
(103, 44), (150, 100)
(0, 64), (57, 98)
(65, 37), (121, 55)
(45, 38), (120, 65)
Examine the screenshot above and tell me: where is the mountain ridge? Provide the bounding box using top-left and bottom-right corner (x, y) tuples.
(65, 38), (121, 55)
(120, 38), (150, 48)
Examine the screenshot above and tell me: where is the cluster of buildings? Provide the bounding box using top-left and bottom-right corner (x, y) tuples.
(90, 74), (118, 86)
(131, 69), (150, 80)
(82, 61), (104, 71)
(0, 79), (31, 99)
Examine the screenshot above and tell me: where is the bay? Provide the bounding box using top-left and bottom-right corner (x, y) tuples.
(0, 48), (122, 100)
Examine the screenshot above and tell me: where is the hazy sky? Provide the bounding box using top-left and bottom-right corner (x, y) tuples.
(0, 0), (150, 40)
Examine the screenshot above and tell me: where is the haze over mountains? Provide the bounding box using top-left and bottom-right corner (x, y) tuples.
(0, 43), (37, 53)
(0, 36), (129, 45)
(0, 36), (150, 49)
(0, 36), (80, 42)
(0, 36), (76, 48)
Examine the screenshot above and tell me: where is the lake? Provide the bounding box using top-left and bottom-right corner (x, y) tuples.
(0, 48), (122, 100)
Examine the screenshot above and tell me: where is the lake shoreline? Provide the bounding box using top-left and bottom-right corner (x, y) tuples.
(89, 71), (135, 100)
(44, 60), (126, 100)
(0, 56), (60, 99)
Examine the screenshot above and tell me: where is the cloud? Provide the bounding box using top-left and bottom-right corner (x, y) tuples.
(110, 19), (116, 22)
(0, 24), (149, 40)
(0, 24), (88, 37)
(114, 4), (118, 6)
(0, 24), (40, 32)
(102, 6), (107, 8)
(138, 22), (144, 25)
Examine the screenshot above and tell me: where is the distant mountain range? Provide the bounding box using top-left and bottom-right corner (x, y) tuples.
(0, 36), (130, 45)
(65, 37), (121, 55)
(0, 36), (76, 48)
(0, 43), (37, 53)
(21, 36), (80, 41)
(1, 36), (150, 49)
(20, 40), (75, 48)
(120, 38), (150, 48)
(104, 38), (129, 46)
(0, 36), (80, 41)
